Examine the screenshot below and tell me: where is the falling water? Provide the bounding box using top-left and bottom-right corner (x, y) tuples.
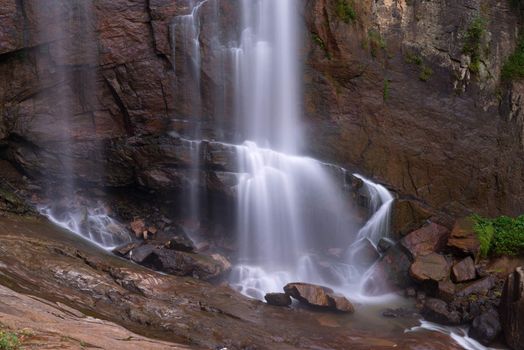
(172, 0), (396, 301)
(32, 0), (130, 249)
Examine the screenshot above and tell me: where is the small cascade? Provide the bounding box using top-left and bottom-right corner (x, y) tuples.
(40, 203), (131, 250)
(31, 0), (131, 249)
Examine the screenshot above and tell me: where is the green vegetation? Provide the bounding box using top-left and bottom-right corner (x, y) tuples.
(473, 215), (524, 257)
(383, 79), (390, 101)
(312, 33), (331, 59)
(405, 52), (423, 66)
(0, 331), (20, 350)
(368, 30), (386, 58)
(462, 17), (488, 74)
(419, 65), (433, 81)
(335, 0), (357, 24)
(502, 36), (524, 81)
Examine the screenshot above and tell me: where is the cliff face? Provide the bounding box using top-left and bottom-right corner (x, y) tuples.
(0, 0), (522, 216)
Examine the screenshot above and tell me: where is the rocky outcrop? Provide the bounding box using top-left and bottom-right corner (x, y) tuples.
(500, 266), (524, 350)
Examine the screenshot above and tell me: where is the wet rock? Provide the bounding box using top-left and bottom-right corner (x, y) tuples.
(113, 242), (142, 257)
(382, 307), (418, 319)
(421, 298), (461, 325)
(437, 279), (456, 302)
(447, 218), (481, 260)
(377, 237), (395, 254)
(149, 249), (231, 281)
(456, 276), (496, 297)
(264, 293), (292, 307)
(468, 309), (501, 346)
(400, 223), (449, 260)
(130, 218), (146, 238)
(409, 253), (450, 283)
(365, 244), (412, 293)
(129, 244), (155, 263)
(451, 257), (477, 283)
(500, 266), (524, 350)
(392, 199), (433, 237)
(164, 235), (195, 252)
(283, 283), (354, 313)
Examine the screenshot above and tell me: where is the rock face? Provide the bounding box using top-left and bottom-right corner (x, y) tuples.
(500, 267), (524, 350)
(284, 283), (355, 313)
(0, 0), (522, 220)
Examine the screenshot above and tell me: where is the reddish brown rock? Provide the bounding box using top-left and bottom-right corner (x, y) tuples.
(447, 218), (481, 260)
(409, 253), (450, 283)
(500, 267), (524, 350)
(438, 279), (456, 303)
(456, 276), (497, 297)
(401, 223), (449, 260)
(421, 298), (461, 326)
(451, 257), (477, 283)
(130, 218), (146, 238)
(283, 283), (354, 313)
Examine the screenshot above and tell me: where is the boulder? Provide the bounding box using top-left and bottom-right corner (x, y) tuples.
(409, 253), (450, 283)
(113, 242), (142, 257)
(264, 293), (292, 307)
(129, 244), (155, 264)
(364, 244), (412, 293)
(283, 283), (354, 313)
(500, 267), (524, 350)
(456, 276), (496, 297)
(421, 298), (461, 325)
(149, 249), (231, 281)
(451, 257), (477, 283)
(468, 309), (501, 346)
(400, 222), (449, 259)
(437, 279), (456, 302)
(447, 217), (481, 260)
(164, 235), (195, 252)
(377, 237), (395, 254)
(130, 218), (146, 238)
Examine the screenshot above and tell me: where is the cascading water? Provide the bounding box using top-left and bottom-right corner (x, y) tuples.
(32, 0), (130, 249)
(172, 0), (395, 302)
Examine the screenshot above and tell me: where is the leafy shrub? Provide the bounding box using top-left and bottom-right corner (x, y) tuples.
(473, 215), (524, 257)
(419, 66), (433, 81)
(463, 17), (487, 74)
(0, 331), (20, 350)
(502, 36), (524, 81)
(336, 0), (357, 24)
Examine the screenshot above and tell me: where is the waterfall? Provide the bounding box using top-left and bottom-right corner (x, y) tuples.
(32, 0), (130, 249)
(172, 0), (395, 301)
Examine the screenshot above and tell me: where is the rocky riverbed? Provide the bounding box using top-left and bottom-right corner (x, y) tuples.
(0, 213), (472, 350)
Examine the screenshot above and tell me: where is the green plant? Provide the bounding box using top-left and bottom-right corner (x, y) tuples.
(0, 331), (20, 350)
(368, 29), (386, 58)
(502, 36), (524, 81)
(472, 214), (524, 257)
(336, 0), (357, 24)
(383, 79), (390, 101)
(312, 33), (331, 59)
(405, 52), (423, 66)
(463, 17), (488, 74)
(419, 65), (433, 81)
